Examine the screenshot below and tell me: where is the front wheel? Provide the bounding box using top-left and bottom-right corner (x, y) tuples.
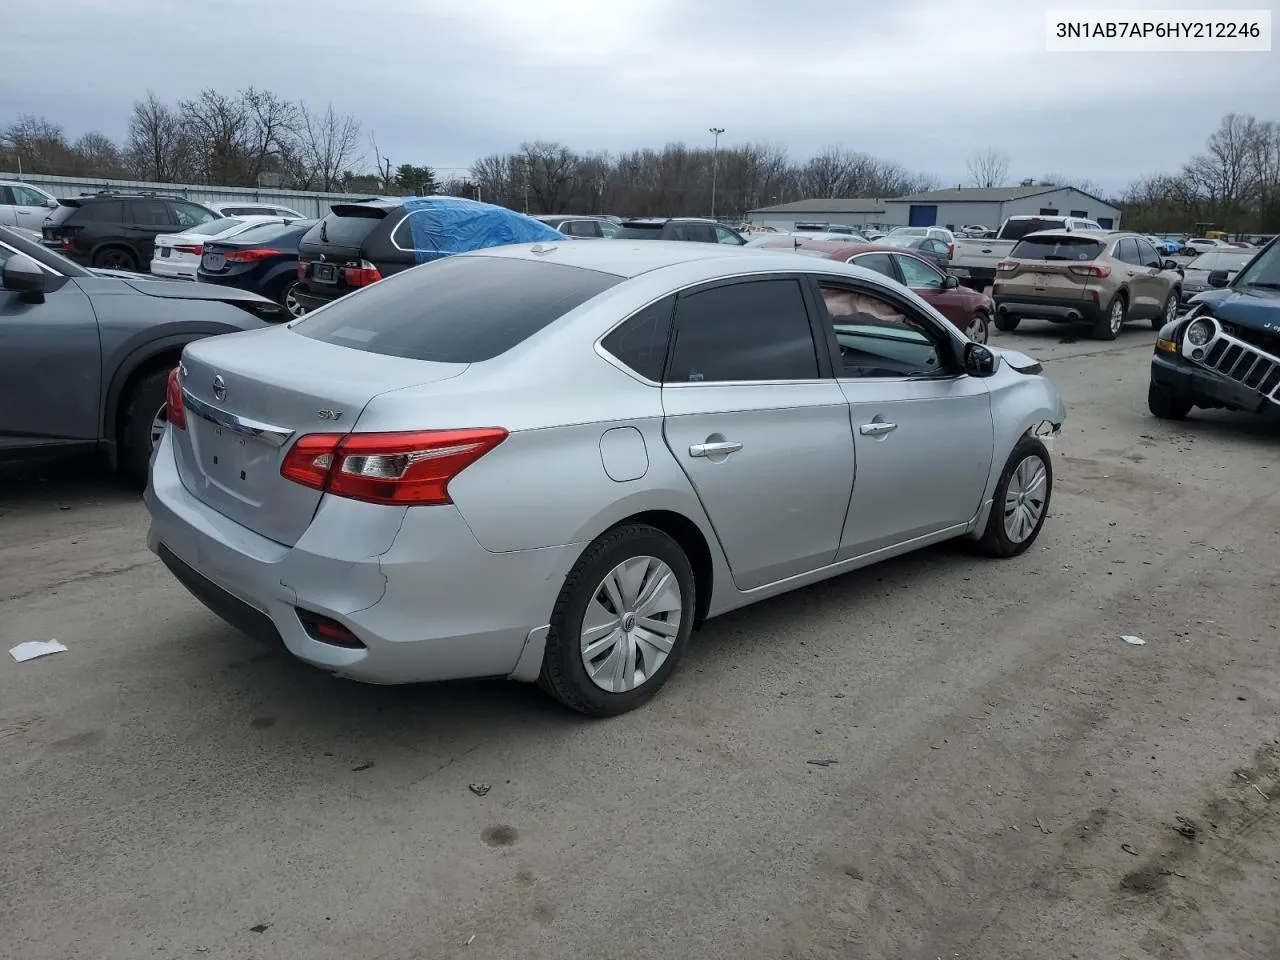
(1148, 382), (1193, 420)
(120, 367), (170, 485)
(1154, 292), (1177, 330)
(965, 311), (991, 344)
(978, 436), (1053, 558)
(539, 524), (695, 716)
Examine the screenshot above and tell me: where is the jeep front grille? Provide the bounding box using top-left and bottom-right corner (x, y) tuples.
(1192, 331), (1280, 400)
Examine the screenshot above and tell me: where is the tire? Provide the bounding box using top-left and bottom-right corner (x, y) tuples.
(965, 311), (991, 344)
(978, 436), (1053, 559)
(1148, 382), (1193, 420)
(120, 367), (170, 486)
(1154, 291), (1177, 330)
(92, 246), (139, 272)
(280, 280), (307, 318)
(994, 311), (1020, 332)
(538, 523), (696, 717)
(1093, 294), (1126, 340)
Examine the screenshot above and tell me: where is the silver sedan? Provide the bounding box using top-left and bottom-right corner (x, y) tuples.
(145, 241), (1066, 715)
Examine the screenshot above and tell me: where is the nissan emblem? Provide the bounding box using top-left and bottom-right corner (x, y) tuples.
(212, 375), (226, 402)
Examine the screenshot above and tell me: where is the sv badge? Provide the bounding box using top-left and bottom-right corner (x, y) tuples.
(317, 409), (343, 421)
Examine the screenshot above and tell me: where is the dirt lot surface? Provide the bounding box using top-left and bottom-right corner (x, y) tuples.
(2, 322), (1278, 960)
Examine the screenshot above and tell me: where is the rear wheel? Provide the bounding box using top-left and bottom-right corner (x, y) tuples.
(994, 311), (1020, 332)
(1148, 382), (1193, 420)
(1093, 294), (1125, 340)
(120, 368), (170, 485)
(93, 247), (139, 272)
(280, 280), (306, 318)
(965, 311), (991, 344)
(539, 524), (695, 717)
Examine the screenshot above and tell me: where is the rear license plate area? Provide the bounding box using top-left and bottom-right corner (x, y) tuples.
(312, 262), (337, 283)
(202, 252), (225, 271)
(191, 420), (276, 497)
(160, 247), (171, 258)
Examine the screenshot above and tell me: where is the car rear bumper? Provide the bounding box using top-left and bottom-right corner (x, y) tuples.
(144, 426), (577, 685)
(1151, 346), (1280, 416)
(993, 294), (1100, 323)
(151, 259), (197, 280)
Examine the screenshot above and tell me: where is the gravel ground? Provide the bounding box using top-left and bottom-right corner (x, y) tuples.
(2, 322), (1278, 960)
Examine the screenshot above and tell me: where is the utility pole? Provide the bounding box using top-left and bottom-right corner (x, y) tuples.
(708, 127), (725, 219)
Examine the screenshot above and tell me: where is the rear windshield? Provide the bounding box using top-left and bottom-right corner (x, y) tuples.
(46, 203), (79, 225)
(292, 255), (622, 362)
(1001, 218), (1067, 241)
(1010, 236), (1105, 261)
(614, 224), (664, 239)
(230, 221), (313, 244)
(188, 217), (245, 236)
(304, 207), (387, 248)
(889, 228), (926, 237)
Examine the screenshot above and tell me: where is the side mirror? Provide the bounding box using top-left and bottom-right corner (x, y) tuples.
(1162, 259), (1180, 271)
(2, 253), (49, 301)
(942, 274), (960, 289)
(964, 341), (998, 377)
(46, 198), (59, 208)
(1207, 270), (1229, 289)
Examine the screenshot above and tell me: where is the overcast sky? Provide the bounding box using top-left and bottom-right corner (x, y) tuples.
(3, 0), (1276, 192)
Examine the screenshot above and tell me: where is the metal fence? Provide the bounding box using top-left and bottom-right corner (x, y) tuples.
(0, 172), (397, 219)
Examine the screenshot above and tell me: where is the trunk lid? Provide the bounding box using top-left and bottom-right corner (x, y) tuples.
(996, 234), (1107, 301)
(173, 328), (468, 545)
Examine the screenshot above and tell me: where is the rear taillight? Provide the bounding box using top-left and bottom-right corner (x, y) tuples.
(174, 244), (203, 256)
(996, 259), (1018, 271)
(297, 261), (307, 279)
(60, 238), (75, 252)
(1068, 264), (1111, 278)
(280, 428), (508, 505)
(166, 367), (186, 431)
(947, 242), (955, 259)
(343, 260), (382, 287)
(224, 248), (276, 263)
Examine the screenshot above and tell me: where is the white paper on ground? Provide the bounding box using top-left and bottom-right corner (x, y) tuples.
(1121, 635), (1146, 646)
(9, 640), (69, 662)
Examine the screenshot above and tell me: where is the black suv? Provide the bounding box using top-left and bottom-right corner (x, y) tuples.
(42, 192), (219, 272)
(613, 218), (746, 244)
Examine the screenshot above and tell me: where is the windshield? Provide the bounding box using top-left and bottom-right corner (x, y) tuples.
(1232, 242), (1280, 289)
(878, 235), (917, 248)
(1188, 250), (1253, 272)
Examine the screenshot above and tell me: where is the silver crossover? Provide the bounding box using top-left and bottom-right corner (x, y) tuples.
(145, 240), (1067, 715)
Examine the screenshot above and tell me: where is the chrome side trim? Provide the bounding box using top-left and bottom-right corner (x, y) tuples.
(181, 389), (295, 448)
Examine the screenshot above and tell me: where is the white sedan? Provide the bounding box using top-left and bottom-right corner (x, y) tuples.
(151, 216), (291, 280)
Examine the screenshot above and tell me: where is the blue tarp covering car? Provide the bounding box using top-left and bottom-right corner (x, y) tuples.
(400, 196), (565, 264)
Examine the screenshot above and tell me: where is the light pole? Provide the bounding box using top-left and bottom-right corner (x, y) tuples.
(708, 127), (724, 219)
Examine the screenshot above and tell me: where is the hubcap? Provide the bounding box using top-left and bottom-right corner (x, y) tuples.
(579, 555), (682, 693)
(1166, 297), (1176, 322)
(149, 404), (167, 450)
(1004, 455), (1048, 543)
(285, 286), (306, 317)
(966, 314), (989, 343)
(1110, 300), (1124, 333)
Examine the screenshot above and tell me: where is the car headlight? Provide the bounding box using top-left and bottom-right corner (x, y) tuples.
(1186, 318), (1215, 347)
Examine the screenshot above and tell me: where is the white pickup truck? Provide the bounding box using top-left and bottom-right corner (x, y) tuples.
(950, 214), (1103, 290)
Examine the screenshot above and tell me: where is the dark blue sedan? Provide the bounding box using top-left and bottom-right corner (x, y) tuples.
(196, 218), (317, 317)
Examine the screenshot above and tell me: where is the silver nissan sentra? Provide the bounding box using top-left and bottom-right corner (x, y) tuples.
(145, 240), (1066, 716)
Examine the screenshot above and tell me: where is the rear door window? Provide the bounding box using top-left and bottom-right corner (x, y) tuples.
(293, 255), (620, 362)
(1010, 236), (1106, 261)
(666, 278), (819, 383)
(77, 201), (122, 223)
(128, 199), (172, 226)
(849, 252), (898, 280)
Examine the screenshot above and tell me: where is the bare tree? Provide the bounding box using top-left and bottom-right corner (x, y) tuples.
(71, 131), (127, 177)
(2, 114), (75, 175)
(126, 92), (189, 181)
(298, 103), (363, 191)
(966, 147), (1010, 188)
(240, 87), (300, 183)
(521, 141), (580, 214)
(368, 132), (395, 192)
(179, 89), (253, 184)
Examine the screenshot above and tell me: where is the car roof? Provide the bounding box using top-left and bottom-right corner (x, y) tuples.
(755, 239), (939, 260)
(468, 238), (854, 279)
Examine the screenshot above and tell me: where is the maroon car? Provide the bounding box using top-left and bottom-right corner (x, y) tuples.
(758, 238), (994, 343)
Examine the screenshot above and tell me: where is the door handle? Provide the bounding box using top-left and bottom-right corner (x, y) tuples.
(859, 421), (898, 436)
(689, 440), (743, 458)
